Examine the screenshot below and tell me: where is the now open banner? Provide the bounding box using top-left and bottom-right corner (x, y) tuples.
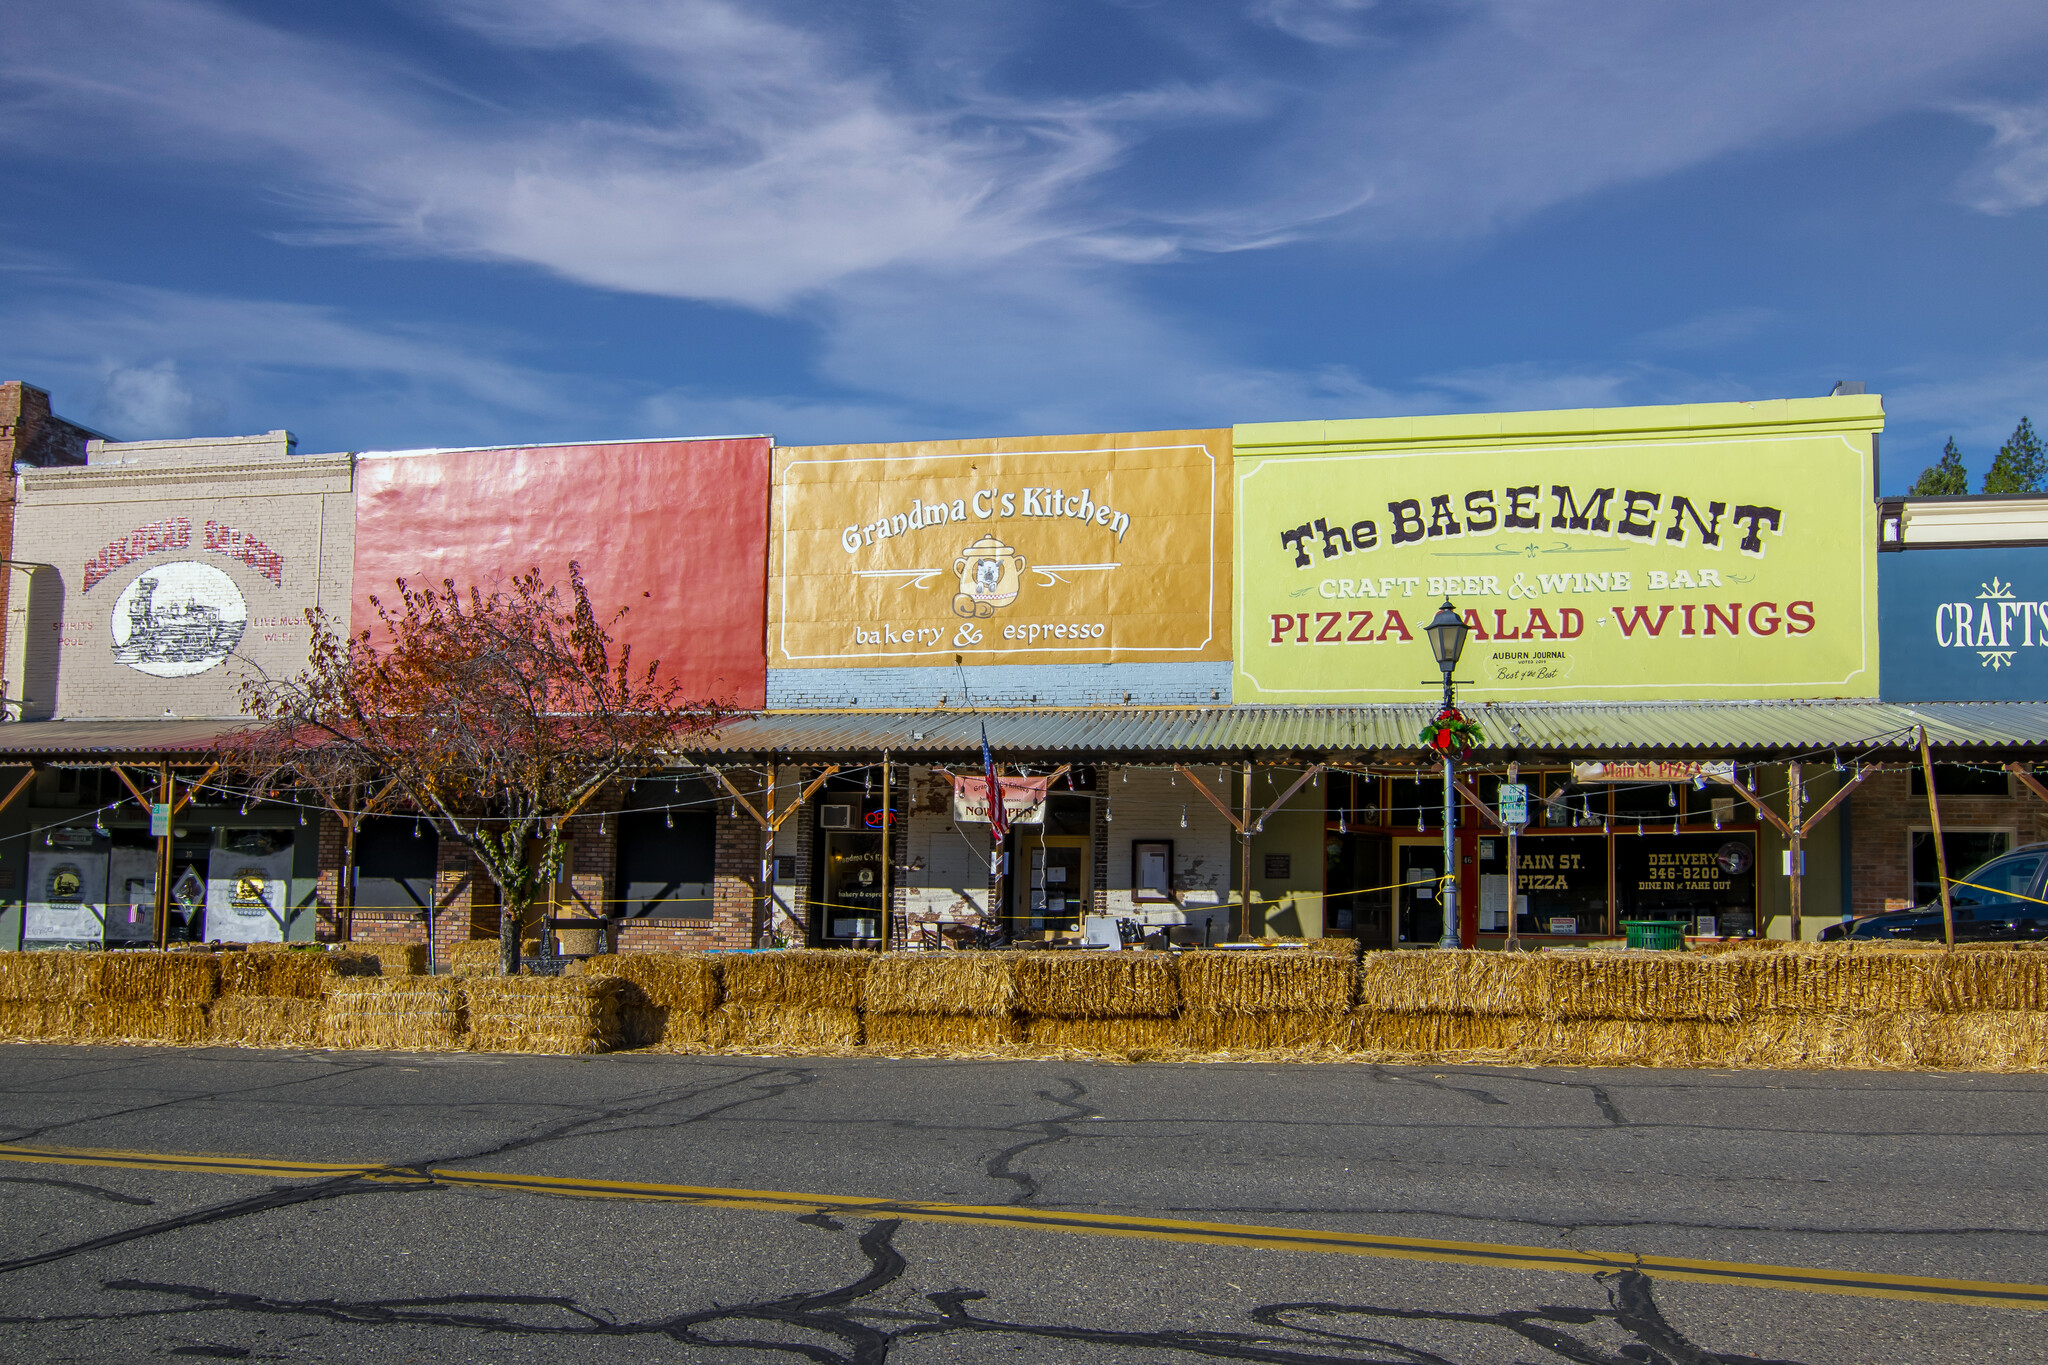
(1232, 398), (1882, 702)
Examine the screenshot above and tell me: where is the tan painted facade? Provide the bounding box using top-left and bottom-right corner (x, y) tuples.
(5, 432), (354, 721)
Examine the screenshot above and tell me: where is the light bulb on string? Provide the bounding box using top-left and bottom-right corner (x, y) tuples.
(298, 810), (306, 826)
(1121, 768), (1127, 783)
(864, 770), (872, 793)
(1105, 800), (1113, 823)
(1179, 804), (1187, 828)
(412, 820), (422, 838)
(1667, 788), (1676, 808)
(1636, 821), (1643, 836)
(665, 810), (674, 829)
(1339, 812), (1348, 835)
(598, 814), (606, 835)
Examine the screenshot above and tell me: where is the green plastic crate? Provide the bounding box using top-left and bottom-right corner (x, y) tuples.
(1620, 920), (1687, 951)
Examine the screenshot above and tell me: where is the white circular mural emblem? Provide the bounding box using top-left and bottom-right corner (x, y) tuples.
(109, 561), (248, 677)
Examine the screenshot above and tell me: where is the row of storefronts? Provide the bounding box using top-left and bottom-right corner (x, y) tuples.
(0, 385), (2045, 958)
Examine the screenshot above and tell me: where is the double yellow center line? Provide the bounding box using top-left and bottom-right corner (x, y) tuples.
(2, 1140), (2042, 1311)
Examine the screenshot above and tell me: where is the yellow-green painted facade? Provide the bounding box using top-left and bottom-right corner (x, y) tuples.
(1233, 397), (1883, 704)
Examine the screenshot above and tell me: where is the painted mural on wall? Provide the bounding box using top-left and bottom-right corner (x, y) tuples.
(1879, 545), (2048, 700)
(1233, 398), (1883, 702)
(109, 561), (248, 676)
(770, 431), (1232, 667)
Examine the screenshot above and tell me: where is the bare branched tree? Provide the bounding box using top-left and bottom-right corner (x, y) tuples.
(235, 565), (727, 973)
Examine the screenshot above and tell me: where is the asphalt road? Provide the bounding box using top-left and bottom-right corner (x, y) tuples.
(0, 1045), (2043, 1363)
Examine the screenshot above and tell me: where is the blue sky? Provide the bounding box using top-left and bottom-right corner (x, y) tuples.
(2, 0), (2046, 492)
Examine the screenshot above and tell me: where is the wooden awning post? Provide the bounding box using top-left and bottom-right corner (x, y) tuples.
(1919, 726), (1953, 948)
(1786, 763), (1805, 941)
(880, 751), (892, 952)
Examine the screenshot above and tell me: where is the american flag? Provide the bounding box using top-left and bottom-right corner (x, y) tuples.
(981, 722), (1009, 847)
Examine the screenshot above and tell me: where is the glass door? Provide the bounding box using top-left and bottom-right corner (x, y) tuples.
(1017, 835), (1090, 940)
(1393, 838), (1444, 945)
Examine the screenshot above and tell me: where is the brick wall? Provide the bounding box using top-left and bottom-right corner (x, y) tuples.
(0, 382), (94, 695)
(1847, 770), (2048, 915)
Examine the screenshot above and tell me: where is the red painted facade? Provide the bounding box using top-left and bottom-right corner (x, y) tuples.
(352, 438), (770, 708)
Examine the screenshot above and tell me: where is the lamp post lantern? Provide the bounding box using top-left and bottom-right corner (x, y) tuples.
(1424, 599), (1470, 951)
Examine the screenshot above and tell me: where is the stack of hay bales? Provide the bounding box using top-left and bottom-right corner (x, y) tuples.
(322, 976), (467, 1051)
(1531, 950), (1741, 1066)
(865, 953), (1022, 1053)
(1725, 943), (1936, 1068)
(1351, 950), (1538, 1057)
(571, 953), (723, 1049)
(1175, 949), (1354, 1053)
(448, 941), (505, 977)
(464, 976), (623, 1054)
(0, 951), (93, 1040)
(207, 949), (377, 1047)
(82, 952), (220, 1044)
(1014, 953), (1180, 1054)
(1923, 947), (2048, 1069)
(716, 951), (867, 1050)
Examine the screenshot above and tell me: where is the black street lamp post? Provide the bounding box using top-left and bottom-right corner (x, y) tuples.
(1424, 599), (1471, 951)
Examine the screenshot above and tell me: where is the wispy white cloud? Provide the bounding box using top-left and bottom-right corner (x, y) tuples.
(1250, 0), (1380, 47)
(0, 275), (579, 445)
(1952, 98), (2048, 213)
(1636, 308), (1779, 353)
(3, 0), (2047, 445)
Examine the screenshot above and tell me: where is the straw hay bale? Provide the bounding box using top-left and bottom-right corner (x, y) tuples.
(1177, 950), (1351, 1017)
(321, 977), (466, 1051)
(1735, 951), (1931, 1015)
(1025, 1017), (1178, 1053)
(1925, 951), (2048, 1013)
(568, 954), (723, 1048)
(0, 1000), (87, 1040)
(464, 977), (622, 1054)
(86, 952), (219, 1005)
(0, 951), (92, 1000)
(1728, 1014), (1936, 1070)
(219, 950), (377, 1000)
(1012, 953), (1179, 1019)
(1355, 950), (1537, 1017)
(722, 950), (869, 1009)
(866, 1014), (1026, 1051)
(448, 941), (506, 978)
(1174, 1010), (1347, 1052)
(866, 953), (1017, 1018)
(80, 1001), (208, 1044)
(713, 1003), (862, 1050)
(1922, 1012), (2048, 1070)
(1541, 951), (1740, 1022)
(1526, 1019), (1736, 1068)
(1343, 1011), (1527, 1056)
(1263, 937), (1364, 957)
(205, 996), (325, 1048)
(348, 942), (428, 976)
(573, 953), (723, 1013)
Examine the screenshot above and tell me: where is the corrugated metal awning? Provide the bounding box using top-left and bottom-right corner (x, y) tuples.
(681, 701), (2048, 763)
(0, 720), (246, 759)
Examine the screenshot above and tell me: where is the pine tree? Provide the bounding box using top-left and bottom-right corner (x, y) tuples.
(1910, 437), (1970, 495)
(1983, 417), (2045, 494)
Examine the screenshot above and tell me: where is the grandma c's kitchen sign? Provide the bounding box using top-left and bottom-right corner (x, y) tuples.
(1233, 398), (1881, 702)
(771, 431), (1231, 666)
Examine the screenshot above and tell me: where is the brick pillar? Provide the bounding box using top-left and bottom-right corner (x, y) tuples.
(314, 812), (345, 942)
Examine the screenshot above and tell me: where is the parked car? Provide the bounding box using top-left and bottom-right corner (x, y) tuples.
(1822, 843), (2048, 942)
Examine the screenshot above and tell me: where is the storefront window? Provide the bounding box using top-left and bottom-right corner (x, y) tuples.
(1613, 831), (1758, 937)
(1911, 831), (2011, 907)
(1477, 834), (1608, 935)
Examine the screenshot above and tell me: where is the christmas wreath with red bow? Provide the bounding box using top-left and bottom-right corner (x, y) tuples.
(1418, 706), (1485, 757)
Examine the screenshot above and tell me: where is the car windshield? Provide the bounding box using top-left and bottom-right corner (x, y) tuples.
(1950, 853), (2043, 906)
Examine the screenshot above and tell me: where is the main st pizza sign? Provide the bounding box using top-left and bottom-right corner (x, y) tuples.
(1232, 399), (1882, 702)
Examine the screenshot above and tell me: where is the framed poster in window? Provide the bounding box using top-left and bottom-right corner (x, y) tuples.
(1133, 840), (1174, 902)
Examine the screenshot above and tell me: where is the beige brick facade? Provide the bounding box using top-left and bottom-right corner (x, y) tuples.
(7, 433), (353, 721)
